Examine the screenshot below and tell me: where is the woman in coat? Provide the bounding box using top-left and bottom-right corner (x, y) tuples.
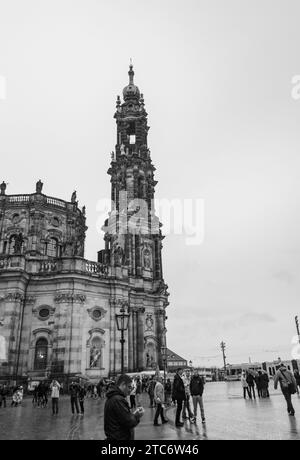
(241, 372), (251, 399)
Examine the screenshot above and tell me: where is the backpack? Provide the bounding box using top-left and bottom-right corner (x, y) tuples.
(280, 370), (296, 395)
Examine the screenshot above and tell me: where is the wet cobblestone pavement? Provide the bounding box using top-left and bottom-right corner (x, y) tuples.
(1, 382), (300, 440)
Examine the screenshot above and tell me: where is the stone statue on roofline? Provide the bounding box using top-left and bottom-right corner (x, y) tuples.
(71, 191), (77, 204)
(0, 182), (7, 195)
(36, 180), (43, 194)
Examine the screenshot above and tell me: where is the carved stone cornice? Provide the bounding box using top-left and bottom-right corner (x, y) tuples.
(54, 293), (86, 304)
(25, 296), (37, 305)
(0, 292), (24, 303)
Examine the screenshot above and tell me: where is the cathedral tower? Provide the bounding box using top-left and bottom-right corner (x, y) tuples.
(100, 64), (164, 283)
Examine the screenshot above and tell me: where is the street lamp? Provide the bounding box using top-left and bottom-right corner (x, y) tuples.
(160, 347), (168, 385)
(161, 346), (168, 399)
(115, 305), (130, 374)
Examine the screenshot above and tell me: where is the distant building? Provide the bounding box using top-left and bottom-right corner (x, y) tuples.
(226, 362), (262, 381)
(166, 349), (187, 371)
(262, 359), (300, 378)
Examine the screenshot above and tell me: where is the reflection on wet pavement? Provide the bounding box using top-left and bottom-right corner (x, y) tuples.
(0, 382), (300, 440)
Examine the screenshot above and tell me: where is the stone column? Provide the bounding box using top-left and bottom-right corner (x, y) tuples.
(137, 308), (145, 370)
(127, 309), (134, 372)
(109, 299), (117, 376)
(133, 309), (138, 370)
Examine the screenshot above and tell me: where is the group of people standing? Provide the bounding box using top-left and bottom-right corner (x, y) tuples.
(172, 368), (205, 426)
(241, 370), (270, 399)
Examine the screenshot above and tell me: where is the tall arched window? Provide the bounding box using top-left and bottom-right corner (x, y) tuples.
(34, 338), (48, 370)
(46, 238), (58, 257)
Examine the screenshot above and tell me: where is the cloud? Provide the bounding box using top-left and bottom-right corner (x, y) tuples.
(238, 312), (276, 327)
(271, 270), (294, 285)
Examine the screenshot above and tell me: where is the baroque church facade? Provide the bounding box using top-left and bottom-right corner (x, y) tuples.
(0, 65), (169, 384)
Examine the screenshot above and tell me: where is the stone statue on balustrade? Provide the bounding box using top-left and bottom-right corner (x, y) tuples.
(71, 191), (77, 204)
(36, 180), (43, 194)
(0, 182), (7, 196)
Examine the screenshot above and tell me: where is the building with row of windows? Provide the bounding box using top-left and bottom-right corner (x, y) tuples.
(0, 65), (170, 385)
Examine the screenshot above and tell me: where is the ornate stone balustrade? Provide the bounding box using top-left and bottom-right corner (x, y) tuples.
(0, 193), (81, 215)
(0, 255), (26, 270)
(0, 255), (110, 278)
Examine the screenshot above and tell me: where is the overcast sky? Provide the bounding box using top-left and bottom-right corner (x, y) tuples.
(1, 0), (300, 367)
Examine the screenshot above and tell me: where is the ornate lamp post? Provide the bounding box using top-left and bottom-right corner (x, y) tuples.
(161, 346), (168, 388)
(115, 305), (130, 374)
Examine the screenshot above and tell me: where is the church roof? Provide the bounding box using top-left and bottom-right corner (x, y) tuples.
(166, 348), (187, 362)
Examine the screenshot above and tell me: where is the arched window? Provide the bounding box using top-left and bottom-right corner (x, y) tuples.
(90, 337), (102, 368)
(34, 338), (48, 370)
(46, 238), (58, 257)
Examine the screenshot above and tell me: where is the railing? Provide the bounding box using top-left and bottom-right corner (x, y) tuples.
(0, 194), (79, 213)
(46, 197), (67, 208)
(85, 261), (109, 276)
(6, 195), (30, 203)
(0, 255), (26, 270)
(0, 255), (109, 277)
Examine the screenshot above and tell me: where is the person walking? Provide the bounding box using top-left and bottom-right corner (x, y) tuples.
(78, 385), (86, 415)
(11, 386), (22, 407)
(274, 363), (297, 416)
(190, 369), (205, 423)
(246, 371), (256, 399)
(104, 374), (144, 440)
(172, 368), (186, 427)
(50, 379), (61, 415)
(0, 384), (8, 408)
(148, 377), (156, 408)
(69, 381), (80, 415)
(261, 371), (270, 398)
(293, 369), (300, 395)
(241, 371), (251, 399)
(255, 371), (262, 398)
(165, 378), (172, 406)
(129, 378), (137, 410)
(135, 377), (142, 407)
(153, 376), (168, 426)
(182, 370), (195, 422)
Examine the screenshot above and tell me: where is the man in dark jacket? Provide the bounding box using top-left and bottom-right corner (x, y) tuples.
(104, 374), (144, 440)
(148, 377), (156, 408)
(172, 368), (186, 427)
(190, 369), (205, 423)
(246, 372), (256, 399)
(255, 372), (262, 398)
(69, 381), (80, 414)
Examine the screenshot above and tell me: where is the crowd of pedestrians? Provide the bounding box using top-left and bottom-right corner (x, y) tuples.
(1, 362), (300, 440)
(241, 370), (270, 399)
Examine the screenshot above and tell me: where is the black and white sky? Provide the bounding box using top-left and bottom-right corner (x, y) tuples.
(1, 0), (300, 366)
